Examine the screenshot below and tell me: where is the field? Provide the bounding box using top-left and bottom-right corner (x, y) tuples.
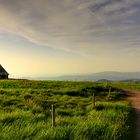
(112, 82), (140, 91)
(0, 80), (134, 140)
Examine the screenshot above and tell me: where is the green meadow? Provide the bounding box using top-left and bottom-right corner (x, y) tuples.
(112, 81), (140, 91)
(0, 80), (133, 140)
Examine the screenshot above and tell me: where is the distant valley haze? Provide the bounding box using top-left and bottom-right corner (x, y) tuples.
(29, 71), (140, 82)
(0, 0), (140, 76)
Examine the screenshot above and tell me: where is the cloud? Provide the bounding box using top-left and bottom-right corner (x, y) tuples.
(0, 0), (140, 56)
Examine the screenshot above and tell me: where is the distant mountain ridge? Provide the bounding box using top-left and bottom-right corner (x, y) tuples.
(34, 71), (140, 81)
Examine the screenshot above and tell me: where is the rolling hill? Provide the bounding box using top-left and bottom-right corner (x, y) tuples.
(34, 71), (140, 81)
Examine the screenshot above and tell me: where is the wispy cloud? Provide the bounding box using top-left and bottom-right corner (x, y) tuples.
(0, 0), (140, 56)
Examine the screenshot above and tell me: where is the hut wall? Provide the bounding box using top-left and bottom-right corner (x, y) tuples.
(0, 75), (8, 79)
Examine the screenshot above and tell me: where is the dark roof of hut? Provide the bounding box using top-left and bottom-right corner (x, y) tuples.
(0, 65), (9, 75)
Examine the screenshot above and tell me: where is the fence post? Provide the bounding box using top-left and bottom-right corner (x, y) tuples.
(108, 87), (111, 97)
(52, 104), (56, 127)
(92, 93), (96, 109)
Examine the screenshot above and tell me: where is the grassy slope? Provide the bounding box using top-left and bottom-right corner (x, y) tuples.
(0, 80), (133, 140)
(112, 82), (140, 91)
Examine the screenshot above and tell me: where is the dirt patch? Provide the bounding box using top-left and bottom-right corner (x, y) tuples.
(122, 89), (140, 140)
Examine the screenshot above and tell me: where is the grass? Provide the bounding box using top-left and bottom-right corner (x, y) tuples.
(111, 81), (140, 91)
(0, 80), (134, 140)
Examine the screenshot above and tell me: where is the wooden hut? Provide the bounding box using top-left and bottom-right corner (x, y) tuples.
(0, 65), (9, 79)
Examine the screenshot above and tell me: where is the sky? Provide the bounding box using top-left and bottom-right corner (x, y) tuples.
(0, 0), (140, 77)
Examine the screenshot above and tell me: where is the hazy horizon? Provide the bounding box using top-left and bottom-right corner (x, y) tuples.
(9, 71), (140, 80)
(0, 0), (140, 77)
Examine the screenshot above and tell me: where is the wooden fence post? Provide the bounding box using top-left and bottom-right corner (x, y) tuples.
(52, 104), (56, 127)
(107, 87), (111, 100)
(92, 93), (96, 109)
